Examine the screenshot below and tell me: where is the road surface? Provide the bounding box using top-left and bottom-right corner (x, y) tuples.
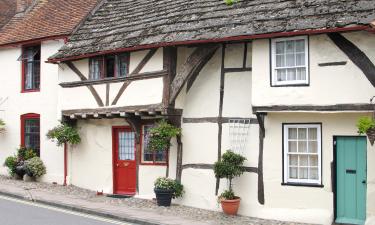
(0, 195), (135, 225)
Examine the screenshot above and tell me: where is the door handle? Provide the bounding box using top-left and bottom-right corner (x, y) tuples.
(362, 180), (366, 184)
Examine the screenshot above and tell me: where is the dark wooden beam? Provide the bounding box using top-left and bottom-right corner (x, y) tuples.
(328, 33), (375, 87)
(61, 104), (164, 116)
(169, 44), (220, 104)
(163, 47), (177, 108)
(60, 70), (168, 88)
(176, 135), (183, 182)
(256, 113), (266, 205)
(223, 67), (252, 73)
(105, 83), (110, 106)
(65, 61), (104, 107)
(318, 61), (347, 67)
(253, 104), (375, 113)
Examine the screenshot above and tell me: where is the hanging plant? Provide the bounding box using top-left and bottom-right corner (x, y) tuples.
(0, 119), (5, 133)
(357, 116), (375, 145)
(147, 120), (181, 152)
(224, 0), (238, 6)
(47, 122), (81, 146)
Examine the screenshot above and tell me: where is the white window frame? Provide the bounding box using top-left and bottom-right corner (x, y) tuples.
(271, 36), (309, 86)
(283, 124), (322, 185)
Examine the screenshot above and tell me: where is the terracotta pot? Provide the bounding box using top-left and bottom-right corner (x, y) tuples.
(367, 127), (375, 146)
(220, 198), (241, 215)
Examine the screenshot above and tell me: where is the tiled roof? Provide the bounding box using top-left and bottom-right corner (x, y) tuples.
(0, 0), (16, 29)
(50, 0), (375, 61)
(0, 0), (100, 46)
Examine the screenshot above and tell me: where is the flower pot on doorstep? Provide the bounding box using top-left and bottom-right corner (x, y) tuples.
(154, 188), (173, 207)
(220, 197), (241, 216)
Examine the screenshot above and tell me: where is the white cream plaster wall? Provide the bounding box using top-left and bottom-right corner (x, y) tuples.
(0, 40), (64, 183)
(138, 165), (166, 198)
(261, 112), (375, 225)
(252, 31), (375, 106)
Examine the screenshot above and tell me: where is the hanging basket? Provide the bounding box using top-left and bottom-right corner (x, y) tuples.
(366, 127), (375, 146)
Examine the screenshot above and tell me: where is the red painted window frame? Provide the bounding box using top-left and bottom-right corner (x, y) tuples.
(21, 44), (41, 93)
(140, 124), (168, 166)
(89, 53), (129, 80)
(20, 113), (40, 156)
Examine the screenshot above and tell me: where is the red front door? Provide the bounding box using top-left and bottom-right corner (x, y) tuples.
(113, 127), (136, 195)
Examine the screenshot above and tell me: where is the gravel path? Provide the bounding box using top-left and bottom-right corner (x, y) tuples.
(0, 176), (313, 225)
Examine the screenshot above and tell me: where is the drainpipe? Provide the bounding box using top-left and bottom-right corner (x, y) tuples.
(63, 143), (67, 186)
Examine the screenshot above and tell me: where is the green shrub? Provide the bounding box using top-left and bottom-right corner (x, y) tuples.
(214, 150), (246, 200)
(219, 189), (236, 201)
(4, 155), (17, 176)
(224, 0), (238, 5)
(47, 122), (81, 146)
(17, 147), (37, 161)
(148, 120), (181, 152)
(25, 157), (46, 178)
(154, 177), (184, 199)
(357, 116), (375, 134)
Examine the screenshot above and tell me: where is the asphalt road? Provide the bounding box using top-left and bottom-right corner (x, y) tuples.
(0, 196), (134, 225)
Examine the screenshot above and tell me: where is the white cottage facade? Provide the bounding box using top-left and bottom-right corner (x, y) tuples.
(1, 1), (375, 225)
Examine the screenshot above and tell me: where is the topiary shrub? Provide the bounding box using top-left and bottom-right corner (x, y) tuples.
(47, 122), (81, 146)
(24, 157), (46, 178)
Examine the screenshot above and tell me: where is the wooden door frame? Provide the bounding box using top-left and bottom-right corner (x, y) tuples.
(112, 126), (136, 194)
(332, 135), (367, 222)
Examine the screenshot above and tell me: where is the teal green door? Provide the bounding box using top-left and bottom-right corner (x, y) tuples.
(336, 136), (367, 225)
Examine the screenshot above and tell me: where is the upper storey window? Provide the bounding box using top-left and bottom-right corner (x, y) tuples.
(22, 45), (41, 92)
(89, 53), (129, 80)
(271, 36), (309, 86)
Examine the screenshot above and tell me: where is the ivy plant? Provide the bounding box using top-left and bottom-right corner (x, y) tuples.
(147, 120), (181, 152)
(47, 122), (81, 146)
(357, 116), (375, 134)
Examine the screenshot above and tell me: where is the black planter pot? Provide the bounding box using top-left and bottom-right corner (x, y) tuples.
(154, 188), (173, 207)
(15, 165), (26, 178)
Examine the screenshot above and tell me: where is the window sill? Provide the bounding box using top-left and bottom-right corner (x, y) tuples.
(21, 89), (40, 93)
(281, 182), (324, 188)
(271, 83), (309, 87)
(140, 162), (168, 166)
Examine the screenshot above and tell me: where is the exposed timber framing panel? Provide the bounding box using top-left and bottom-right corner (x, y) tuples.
(182, 164), (258, 173)
(328, 32), (375, 87)
(65, 61), (104, 107)
(169, 44), (220, 104)
(183, 117), (258, 124)
(111, 49), (158, 105)
(163, 47), (177, 108)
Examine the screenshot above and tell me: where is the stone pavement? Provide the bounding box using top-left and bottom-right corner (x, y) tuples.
(0, 176), (311, 225)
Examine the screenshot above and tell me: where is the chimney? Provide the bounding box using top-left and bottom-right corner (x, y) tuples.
(16, 0), (34, 14)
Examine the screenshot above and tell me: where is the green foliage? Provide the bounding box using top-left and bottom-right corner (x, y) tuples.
(219, 189), (237, 201)
(0, 119), (5, 132)
(154, 177), (184, 199)
(25, 157), (46, 178)
(357, 116), (375, 134)
(224, 0), (238, 6)
(17, 147), (37, 161)
(4, 155), (17, 176)
(148, 120), (181, 152)
(47, 122), (81, 146)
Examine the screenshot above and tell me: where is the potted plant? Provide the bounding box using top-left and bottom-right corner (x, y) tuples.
(4, 155), (17, 177)
(46, 122), (81, 146)
(357, 116), (375, 146)
(154, 177), (184, 207)
(214, 150), (246, 215)
(147, 120), (181, 152)
(24, 157), (46, 180)
(3, 147), (37, 179)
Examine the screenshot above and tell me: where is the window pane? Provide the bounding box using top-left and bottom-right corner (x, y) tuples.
(289, 155), (298, 166)
(105, 55), (115, 78)
(295, 39), (305, 52)
(276, 42), (285, 54)
(288, 128), (297, 139)
(298, 128), (307, 140)
(308, 128), (317, 140)
(285, 53), (295, 67)
(299, 155), (308, 166)
(298, 141), (307, 153)
(285, 40), (294, 53)
(297, 68), (306, 80)
(287, 68), (296, 81)
(289, 167), (298, 179)
(276, 69), (287, 81)
(309, 155), (318, 167)
(309, 168), (318, 180)
(276, 55), (284, 67)
(299, 167), (308, 179)
(118, 131), (135, 160)
(155, 151), (167, 162)
(296, 53), (305, 66)
(288, 141), (297, 152)
(308, 141), (318, 153)
(117, 54), (128, 77)
(90, 58), (102, 80)
(24, 118), (40, 156)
